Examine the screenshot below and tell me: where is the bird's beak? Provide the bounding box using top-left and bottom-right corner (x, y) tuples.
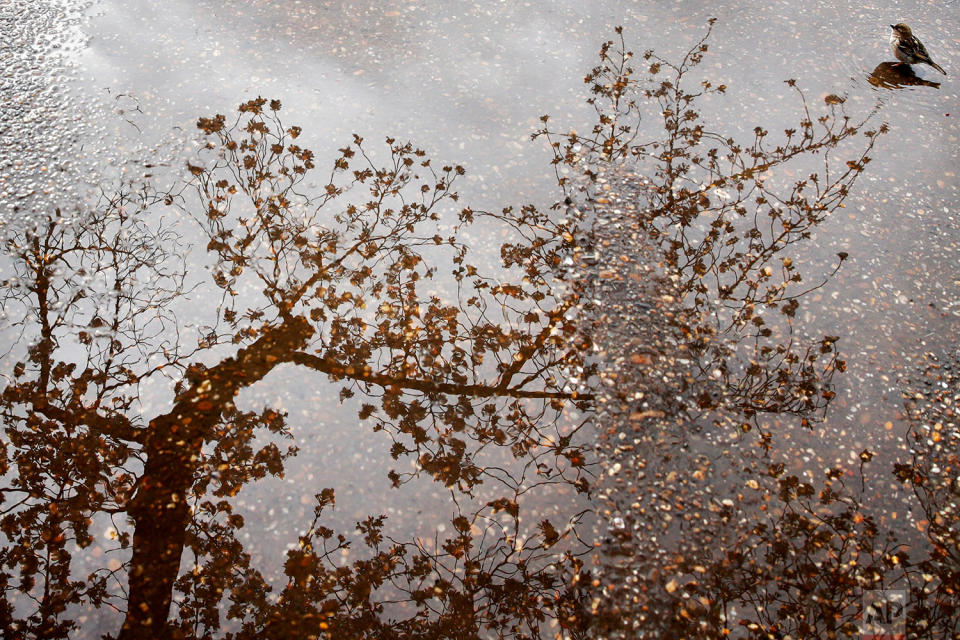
(889, 24), (896, 29)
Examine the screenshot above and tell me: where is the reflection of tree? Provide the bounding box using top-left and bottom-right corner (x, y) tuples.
(537, 21), (884, 427)
(0, 195), (186, 638)
(0, 98), (592, 638)
(546, 22), (956, 640)
(894, 352), (960, 639)
(5, 23), (954, 640)
(238, 488), (589, 640)
(626, 353), (959, 640)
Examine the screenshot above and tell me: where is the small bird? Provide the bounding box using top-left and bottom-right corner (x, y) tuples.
(889, 23), (947, 75)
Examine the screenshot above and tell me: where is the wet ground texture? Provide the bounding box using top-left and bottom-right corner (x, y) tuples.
(1, 1), (959, 639)
(578, 166), (960, 639)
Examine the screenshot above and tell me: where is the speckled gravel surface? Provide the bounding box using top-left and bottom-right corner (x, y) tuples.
(1, 0), (193, 228)
(2, 1), (958, 637)
(573, 162), (959, 638)
(1, 0), (92, 218)
(569, 166), (734, 636)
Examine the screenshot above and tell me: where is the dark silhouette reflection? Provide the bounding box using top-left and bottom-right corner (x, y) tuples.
(537, 21), (883, 430)
(537, 20), (957, 640)
(3, 23), (956, 640)
(0, 99), (594, 638)
(869, 61), (942, 89)
(591, 350), (960, 640)
(894, 351), (960, 638)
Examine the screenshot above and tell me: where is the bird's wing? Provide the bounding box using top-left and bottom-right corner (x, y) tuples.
(909, 36), (935, 63)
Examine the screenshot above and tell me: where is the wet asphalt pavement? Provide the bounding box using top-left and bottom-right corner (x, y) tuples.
(1, 0), (959, 637)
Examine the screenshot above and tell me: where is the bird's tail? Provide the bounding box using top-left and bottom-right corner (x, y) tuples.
(931, 61), (947, 75)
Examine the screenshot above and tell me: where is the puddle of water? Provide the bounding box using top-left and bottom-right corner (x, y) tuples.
(1, 0), (958, 637)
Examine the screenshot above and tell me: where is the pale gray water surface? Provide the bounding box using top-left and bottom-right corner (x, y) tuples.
(2, 0), (959, 636)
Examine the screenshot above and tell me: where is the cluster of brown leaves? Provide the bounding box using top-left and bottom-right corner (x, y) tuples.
(535, 20), (887, 429)
(547, 21), (956, 640)
(0, 97), (594, 638)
